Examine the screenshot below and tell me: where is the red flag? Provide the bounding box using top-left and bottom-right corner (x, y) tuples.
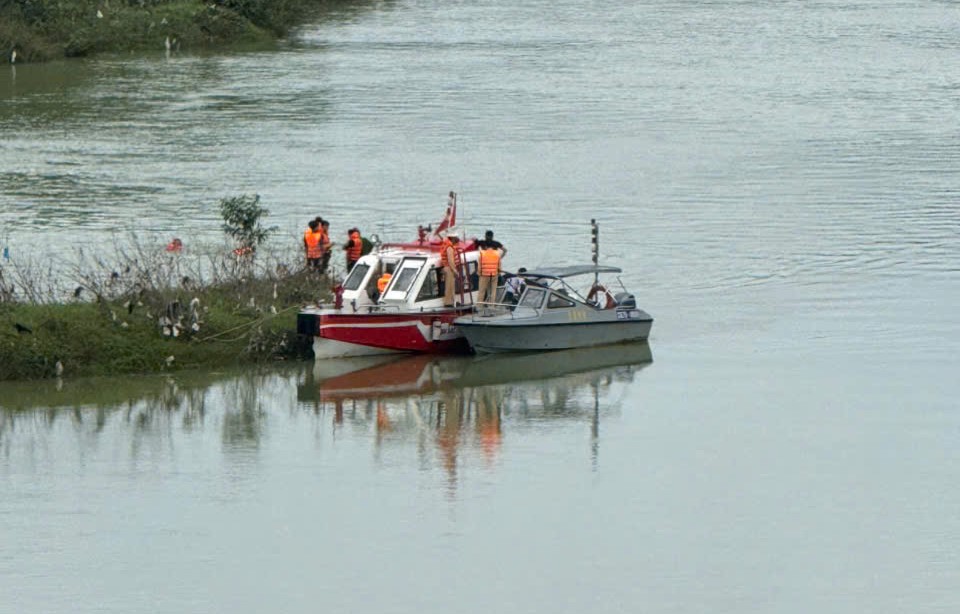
(433, 191), (456, 237)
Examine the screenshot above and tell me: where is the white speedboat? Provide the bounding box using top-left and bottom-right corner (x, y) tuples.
(454, 265), (653, 353)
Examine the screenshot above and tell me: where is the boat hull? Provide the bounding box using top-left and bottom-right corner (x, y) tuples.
(312, 336), (402, 359)
(318, 310), (473, 354)
(457, 318), (652, 353)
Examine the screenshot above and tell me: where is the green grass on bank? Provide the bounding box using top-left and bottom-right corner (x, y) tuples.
(1, 0), (346, 62)
(0, 269), (330, 381)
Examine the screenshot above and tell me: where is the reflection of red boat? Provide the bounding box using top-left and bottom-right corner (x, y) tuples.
(298, 192), (483, 357)
(307, 342), (653, 404)
(314, 354), (446, 402)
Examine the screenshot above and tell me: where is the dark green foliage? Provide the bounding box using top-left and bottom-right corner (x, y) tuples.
(219, 194), (276, 256)
(1, 0), (342, 61)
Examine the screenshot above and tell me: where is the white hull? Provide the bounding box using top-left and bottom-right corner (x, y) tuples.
(312, 336), (402, 359)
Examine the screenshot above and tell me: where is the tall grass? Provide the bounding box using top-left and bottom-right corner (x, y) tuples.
(0, 235), (334, 381)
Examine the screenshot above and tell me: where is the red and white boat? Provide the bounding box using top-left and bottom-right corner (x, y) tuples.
(297, 194), (482, 358)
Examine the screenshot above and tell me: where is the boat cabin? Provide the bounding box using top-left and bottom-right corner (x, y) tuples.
(339, 251), (406, 307)
(377, 249), (481, 310)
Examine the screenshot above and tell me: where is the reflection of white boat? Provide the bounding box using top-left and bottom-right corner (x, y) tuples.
(455, 265), (653, 353)
(297, 192), (482, 357)
(301, 341), (653, 403)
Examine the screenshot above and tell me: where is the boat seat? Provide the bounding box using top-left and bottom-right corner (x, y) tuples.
(614, 292), (636, 309)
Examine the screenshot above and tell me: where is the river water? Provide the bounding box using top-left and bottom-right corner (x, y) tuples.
(2, 0), (960, 612)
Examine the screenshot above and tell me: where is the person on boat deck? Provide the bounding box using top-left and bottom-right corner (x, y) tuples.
(503, 267), (527, 304)
(477, 230), (507, 257)
(477, 241), (502, 308)
(304, 219), (324, 269)
(343, 227), (363, 272)
(441, 233), (463, 307)
(319, 219), (332, 273)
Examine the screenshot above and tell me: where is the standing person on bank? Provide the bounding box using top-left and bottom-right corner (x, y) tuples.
(319, 219), (332, 274)
(304, 219), (324, 269)
(441, 233), (462, 307)
(343, 228), (363, 272)
(303, 219), (316, 265)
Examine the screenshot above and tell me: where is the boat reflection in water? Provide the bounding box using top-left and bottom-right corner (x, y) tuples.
(298, 342), (654, 481)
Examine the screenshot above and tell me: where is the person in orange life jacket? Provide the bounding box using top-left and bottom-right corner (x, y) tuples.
(343, 228), (363, 272)
(477, 242), (502, 308)
(377, 272), (392, 294)
(319, 219), (332, 274)
(304, 219), (324, 269)
(303, 219), (314, 256)
(441, 233), (462, 307)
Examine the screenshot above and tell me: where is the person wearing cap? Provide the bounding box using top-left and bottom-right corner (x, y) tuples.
(441, 232), (462, 307)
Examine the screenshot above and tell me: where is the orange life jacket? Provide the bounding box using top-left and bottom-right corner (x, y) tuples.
(305, 231), (323, 259)
(479, 247), (500, 276)
(348, 231), (362, 261)
(377, 273), (392, 293)
(320, 228), (331, 250)
(440, 240), (462, 270)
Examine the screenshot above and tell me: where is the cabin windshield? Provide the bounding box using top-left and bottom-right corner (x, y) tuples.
(547, 292), (575, 309)
(519, 287), (546, 309)
(384, 258), (426, 300)
(343, 263), (371, 291)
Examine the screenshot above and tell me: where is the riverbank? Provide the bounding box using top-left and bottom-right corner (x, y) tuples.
(0, 244), (332, 381)
(1, 0), (351, 62)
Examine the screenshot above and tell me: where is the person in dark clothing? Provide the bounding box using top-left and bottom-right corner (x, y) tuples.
(319, 219), (332, 274)
(477, 230), (507, 257)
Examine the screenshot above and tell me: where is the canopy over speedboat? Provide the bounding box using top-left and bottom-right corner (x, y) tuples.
(454, 264), (653, 353)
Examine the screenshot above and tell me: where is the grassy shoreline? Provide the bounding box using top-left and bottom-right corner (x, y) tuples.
(1, 0), (351, 63)
(0, 236), (334, 381)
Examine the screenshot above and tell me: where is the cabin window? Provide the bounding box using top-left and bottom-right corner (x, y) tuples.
(547, 293), (575, 309)
(384, 258), (427, 300)
(391, 267), (419, 294)
(416, 268), (442, 302)
(343, 263), (370, 291)
(519, 287), (546, 309)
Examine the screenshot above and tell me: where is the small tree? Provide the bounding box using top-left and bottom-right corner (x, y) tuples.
(219, 194), (275, 257)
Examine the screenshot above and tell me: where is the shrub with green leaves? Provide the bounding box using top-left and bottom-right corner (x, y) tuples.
(219, 194), (276, 257)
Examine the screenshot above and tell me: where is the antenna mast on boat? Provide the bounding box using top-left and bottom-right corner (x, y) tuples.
(591, 218), (600, 287)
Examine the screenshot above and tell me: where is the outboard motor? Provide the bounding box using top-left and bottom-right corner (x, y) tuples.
(614, 292), (636, 309)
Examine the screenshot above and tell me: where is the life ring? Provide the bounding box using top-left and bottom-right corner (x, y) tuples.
(587, 283), (615, 309)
